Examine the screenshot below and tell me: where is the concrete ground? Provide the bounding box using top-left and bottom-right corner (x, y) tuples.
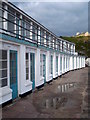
(2, 67), (89, 118)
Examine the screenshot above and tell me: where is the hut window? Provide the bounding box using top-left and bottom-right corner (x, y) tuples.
(0, 50), (7, 87)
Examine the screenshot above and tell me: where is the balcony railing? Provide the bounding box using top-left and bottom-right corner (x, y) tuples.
(0, 1), (75, 54)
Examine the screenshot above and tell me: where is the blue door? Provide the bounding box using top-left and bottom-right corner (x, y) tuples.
(30, 53), (35, 90)
(43, 54), (46, 83)
(10, 50), (18, 100)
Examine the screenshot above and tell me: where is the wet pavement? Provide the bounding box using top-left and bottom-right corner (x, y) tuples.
(2, 67), (89, 118)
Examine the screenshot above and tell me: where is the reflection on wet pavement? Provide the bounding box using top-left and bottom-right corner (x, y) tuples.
(43, 82), (77, 109)
(44, 97), (67, 109)
(57, 82), (77, 93)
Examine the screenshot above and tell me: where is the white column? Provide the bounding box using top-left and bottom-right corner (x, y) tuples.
(19, 45), (33, 95)
(19, 45), (26, 94)
(44, 31), (46, 47)
(70, 56), (72, 70)
(84, 57), (85, 67)
(38, 27), (40, 45)
(58, 54), (60, 76)
(35, 48), (44, 87)
(62, 55), (64, 73)
(67, 56), (69, 71)
(64, 56), (66, 72)
(53, 52), (56, 78)
(77, 57), (79, 69)
(73, 45), (75, 53)
(46, 51), (50, 82)
(80, 57), (81, 68)
(74, 56), (76, 69)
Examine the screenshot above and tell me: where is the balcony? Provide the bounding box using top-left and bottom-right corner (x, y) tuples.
(0, 1), (75, 55)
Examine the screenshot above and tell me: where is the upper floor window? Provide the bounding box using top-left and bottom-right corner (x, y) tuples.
(40, 29), (44, 45)
(21, 17), (26, 39)
(8, 7), (15, 34)
(32, 23), (38, 41)
(26, 20), (30, 39)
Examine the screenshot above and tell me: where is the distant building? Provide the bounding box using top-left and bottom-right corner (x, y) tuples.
(85, 32), (90, 36)
(76, 32), (80, 36)
(76, 32), (90, 37)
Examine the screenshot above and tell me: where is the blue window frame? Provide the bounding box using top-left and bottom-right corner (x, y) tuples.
(30, 53), (35, 89)
(10, 50), (18, 99)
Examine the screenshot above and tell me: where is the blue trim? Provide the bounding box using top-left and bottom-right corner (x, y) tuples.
(0, 33), (81, 57)
(10, 50), (18, 100)
(0, 33), (37, 47)
(30, 53), (35, 90)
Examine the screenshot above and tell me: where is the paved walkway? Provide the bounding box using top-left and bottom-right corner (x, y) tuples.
(2, 67), (89, 118)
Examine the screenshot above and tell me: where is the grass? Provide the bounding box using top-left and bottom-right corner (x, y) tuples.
(61, 36), (90, 58)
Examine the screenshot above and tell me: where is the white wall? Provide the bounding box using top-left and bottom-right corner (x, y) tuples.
(0, 40), (86, 104)
(58, 54), (60, 76)
(19, 45), (32, 95)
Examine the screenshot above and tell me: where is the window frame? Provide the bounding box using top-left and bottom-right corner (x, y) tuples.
(25, 53), (30, 81)
(0, 50), (8, 88)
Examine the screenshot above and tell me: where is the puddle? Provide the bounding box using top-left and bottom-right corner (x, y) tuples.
(43, 97), (67, 109)
(57, 82), (77, 93)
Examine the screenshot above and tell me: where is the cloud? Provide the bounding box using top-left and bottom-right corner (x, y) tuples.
(10, 0), (89, 2)
(11, 1), (88, 36)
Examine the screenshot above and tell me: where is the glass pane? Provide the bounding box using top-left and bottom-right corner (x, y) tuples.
(26, 53), (29, 60)
(0, 50), (7, 59)
(1, 78), (7, 87)
(26, 74), (29, 80)
(26, 68), (29, 74)
(0, 61), (7, 69)
(26, 61), (29, 67)
(1, 69), (7, 78)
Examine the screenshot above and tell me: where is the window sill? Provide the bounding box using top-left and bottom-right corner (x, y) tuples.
(49, 74), (53, 78)
(40, 76), (44, 81)
(55, 72), (58, 76)
(0, 86), (12, 97)
(25, 80), (32, 87)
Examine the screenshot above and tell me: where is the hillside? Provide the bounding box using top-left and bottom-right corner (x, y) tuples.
(61, 36), (90, 58)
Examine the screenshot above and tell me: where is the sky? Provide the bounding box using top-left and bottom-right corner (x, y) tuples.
(9, 0), (88, 36)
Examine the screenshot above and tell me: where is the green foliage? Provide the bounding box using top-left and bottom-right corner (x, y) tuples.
(61, 36), (90, 57)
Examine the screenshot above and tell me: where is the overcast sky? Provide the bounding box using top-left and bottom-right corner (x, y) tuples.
(11, 1), (88, 36)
